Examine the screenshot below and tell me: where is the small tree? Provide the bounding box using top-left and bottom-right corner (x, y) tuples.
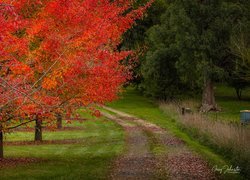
(228, 21), (250, 100)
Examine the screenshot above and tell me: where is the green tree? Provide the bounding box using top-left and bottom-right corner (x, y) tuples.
(141, 3), (192, 99)
(227, 2), (250, 100)
(143, 0), (247, 111)
(120, 0), (167, 87)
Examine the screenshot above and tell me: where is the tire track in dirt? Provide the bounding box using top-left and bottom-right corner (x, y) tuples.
(102, 112), (158, 180)
(102, 107), (217, 180)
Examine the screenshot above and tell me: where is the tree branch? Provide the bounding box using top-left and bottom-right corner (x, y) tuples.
(6, 119), (35, 130)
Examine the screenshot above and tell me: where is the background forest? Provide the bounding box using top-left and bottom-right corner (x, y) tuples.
(123, 0), (250, 111)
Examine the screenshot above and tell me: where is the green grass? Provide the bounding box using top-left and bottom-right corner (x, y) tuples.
(210, 85), (250, 123)
(153, 84), (250, 123)
(1, 111), (125, 179)
(144, 130), (166, 156)
(108, 87), (242, 179)
(5, 119), (119, 142)
(2, 157), (115, 180)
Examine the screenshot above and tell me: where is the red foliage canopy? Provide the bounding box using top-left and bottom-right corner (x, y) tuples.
(0, 0), (152, 130)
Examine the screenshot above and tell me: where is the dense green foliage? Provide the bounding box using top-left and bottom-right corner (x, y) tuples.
(227, 11), (250, 99)
(127, 0), (250, 103)
(121, 0), (167, 86)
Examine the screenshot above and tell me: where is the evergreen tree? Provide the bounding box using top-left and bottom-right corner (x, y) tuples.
(143, 0), (248, 111)
(120, 0), (167, 87)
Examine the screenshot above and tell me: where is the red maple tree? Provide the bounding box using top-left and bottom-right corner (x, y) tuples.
(0, 0), (152, 158)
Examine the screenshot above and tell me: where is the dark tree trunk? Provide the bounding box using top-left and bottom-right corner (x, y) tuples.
(0, 128), (3, 159)
(200, 78), (218, 112)
(35, 117), (42, 141)
(235, 88), (242, 100)
(56, 113), (62, 129)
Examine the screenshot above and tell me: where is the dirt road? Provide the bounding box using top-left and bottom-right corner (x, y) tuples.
(102, 107), (216, 180)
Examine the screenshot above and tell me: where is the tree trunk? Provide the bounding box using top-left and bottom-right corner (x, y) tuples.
(200, 78), (218, 112)
(0, 127), (3, 159)
(56, 113), (62, 129)
(235, 88), (242, 100)
(35, 117), (42, 141)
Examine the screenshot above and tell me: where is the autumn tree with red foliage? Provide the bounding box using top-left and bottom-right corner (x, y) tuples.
(0, 0), (152, 158)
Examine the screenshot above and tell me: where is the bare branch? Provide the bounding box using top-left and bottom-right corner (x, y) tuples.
(6, 119), (35, 130)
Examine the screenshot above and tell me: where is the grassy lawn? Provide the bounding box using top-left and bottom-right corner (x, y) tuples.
(5, 119), (121, 142)
(1, 111), (125, 180)
(211, 85), (250, 123)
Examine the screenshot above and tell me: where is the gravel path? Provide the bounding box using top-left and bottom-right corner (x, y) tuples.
(102, 112), (158, 180)
(102, 107), (217, 180)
